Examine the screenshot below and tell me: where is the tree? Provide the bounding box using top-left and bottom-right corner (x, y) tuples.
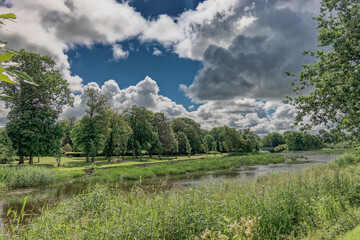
(203, 134), (214, 154)
(175, 131), (191, 156)
(303, 133), (323, 150)
(287, 0), (360, 135)
(261, 133), (285, 148)
(0, 128), (15, 164)
(2, 50), (73, 164)
(103, 109), (132, 161)
(152, 112), (177, 157)
(71, 87), (109, 163)
(58, 116), (77, 148)
(284, 131), (305, 151)
(123, 105), (154, 160)
(243, 129), (261, 152)
(171, 117), (202, 154)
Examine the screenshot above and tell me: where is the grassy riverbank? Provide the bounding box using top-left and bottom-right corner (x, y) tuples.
(90, 153), (285, 182)
(0, 153), (284, 189)
(5, 153), (360, 239)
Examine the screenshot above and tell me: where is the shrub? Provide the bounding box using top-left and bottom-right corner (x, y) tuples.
(274, 144), (289, 153)
(330, 153), (360, 167)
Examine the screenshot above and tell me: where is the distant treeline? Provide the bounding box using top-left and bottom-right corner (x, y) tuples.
(261, 129), (353, 152)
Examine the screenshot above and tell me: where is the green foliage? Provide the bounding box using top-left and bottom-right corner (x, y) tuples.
(71, 87), (109, 161)
(92, 153), (284, 181)
(0, 166), (57, 188)
(58, 116), (77, 148)
(2, 50), (73, 164)
(288, 0), (360, 135)
(330, 153), (360, 167)
(123, 106), (154, 159)
(152, 112), (177, 154)
(10, 163), (360, 239)
(103, 109), (132, 160)
(172, 117), (203, 154)
(0, 128), (15, 163)
(175, 131), (192, 155)
(274, 144), (289, 153)
(63, 143), (72, 152)
(261, 132), (285, 148)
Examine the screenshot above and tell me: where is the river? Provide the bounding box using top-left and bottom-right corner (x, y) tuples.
(0, 153), (338, 230)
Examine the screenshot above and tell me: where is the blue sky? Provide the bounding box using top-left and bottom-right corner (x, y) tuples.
(66, 0), (206, 109)
(0, 0), (323, 135)
(67, 39), (202, 109)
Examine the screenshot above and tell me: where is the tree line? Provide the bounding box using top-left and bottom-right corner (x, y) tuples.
(261, 129), (353, 152)
(0, 50), (261, 165)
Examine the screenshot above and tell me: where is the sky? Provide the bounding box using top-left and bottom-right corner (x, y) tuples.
(0, 0), (324, 136)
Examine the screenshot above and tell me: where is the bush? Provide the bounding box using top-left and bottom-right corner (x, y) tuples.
(274, 144), (289, 153)
(330, 153), (360, 167)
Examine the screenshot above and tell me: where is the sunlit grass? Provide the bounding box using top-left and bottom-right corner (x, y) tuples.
(6, 160), (360, 239)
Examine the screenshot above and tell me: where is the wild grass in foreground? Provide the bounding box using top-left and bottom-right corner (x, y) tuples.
(91, 153), (285, 182)
(6, 155), (360, 239)
(0, 166), (85, 189)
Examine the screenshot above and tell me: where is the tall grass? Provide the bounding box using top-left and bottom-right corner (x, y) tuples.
(0, 166), (57, 188)
(7, 162), (360, 239)
(92, 153), (285, 182)
(0, 166), (86, 189)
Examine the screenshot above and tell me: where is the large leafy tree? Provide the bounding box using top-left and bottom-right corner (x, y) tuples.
(288, 0), (360, 135)
(103, 109), (132, 161)
(152, 112), (177, 157)
(2, 50), (73, 164)
(261, 132), (286, 148)
(175, 131), (191, 156)
(71, 87), (109, 162)
(123, 105), (154, 160)
(171, 117), (202, 154)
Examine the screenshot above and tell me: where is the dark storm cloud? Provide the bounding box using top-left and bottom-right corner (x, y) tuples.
(40, 11), (106, 43)
(183, 1), (319, 102)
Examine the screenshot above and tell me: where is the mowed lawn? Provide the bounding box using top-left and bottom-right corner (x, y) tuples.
(11, 153), (227, 173)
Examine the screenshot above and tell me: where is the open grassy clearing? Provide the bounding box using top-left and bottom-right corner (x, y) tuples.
(5, 153), (360, 239)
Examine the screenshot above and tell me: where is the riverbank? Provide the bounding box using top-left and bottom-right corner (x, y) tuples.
(4, 153), (360, 239)
(0, 152), (285, 190)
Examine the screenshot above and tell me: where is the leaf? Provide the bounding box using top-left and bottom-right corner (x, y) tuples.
(0, 13), (16, 19)
(0, 72), (14, 84)
(0, 53), (14, 62)
(9, 69), (33, 82)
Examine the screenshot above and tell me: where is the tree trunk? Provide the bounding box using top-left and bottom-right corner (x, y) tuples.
(19, 156), (24, 164)
(38, 156), (40, 162)
(86, 154), (90, 163)
(108, 156), (111, 162)
(148, 150), (152, 158)
(133, 147), (136, 160)
(92, 156), (95, 163)
(220, 151), (223, 155)
(158, 153), (161, 160)
(29, 153), (33, 165)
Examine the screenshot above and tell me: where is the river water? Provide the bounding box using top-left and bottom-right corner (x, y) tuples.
(0, 153), (338, 230)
